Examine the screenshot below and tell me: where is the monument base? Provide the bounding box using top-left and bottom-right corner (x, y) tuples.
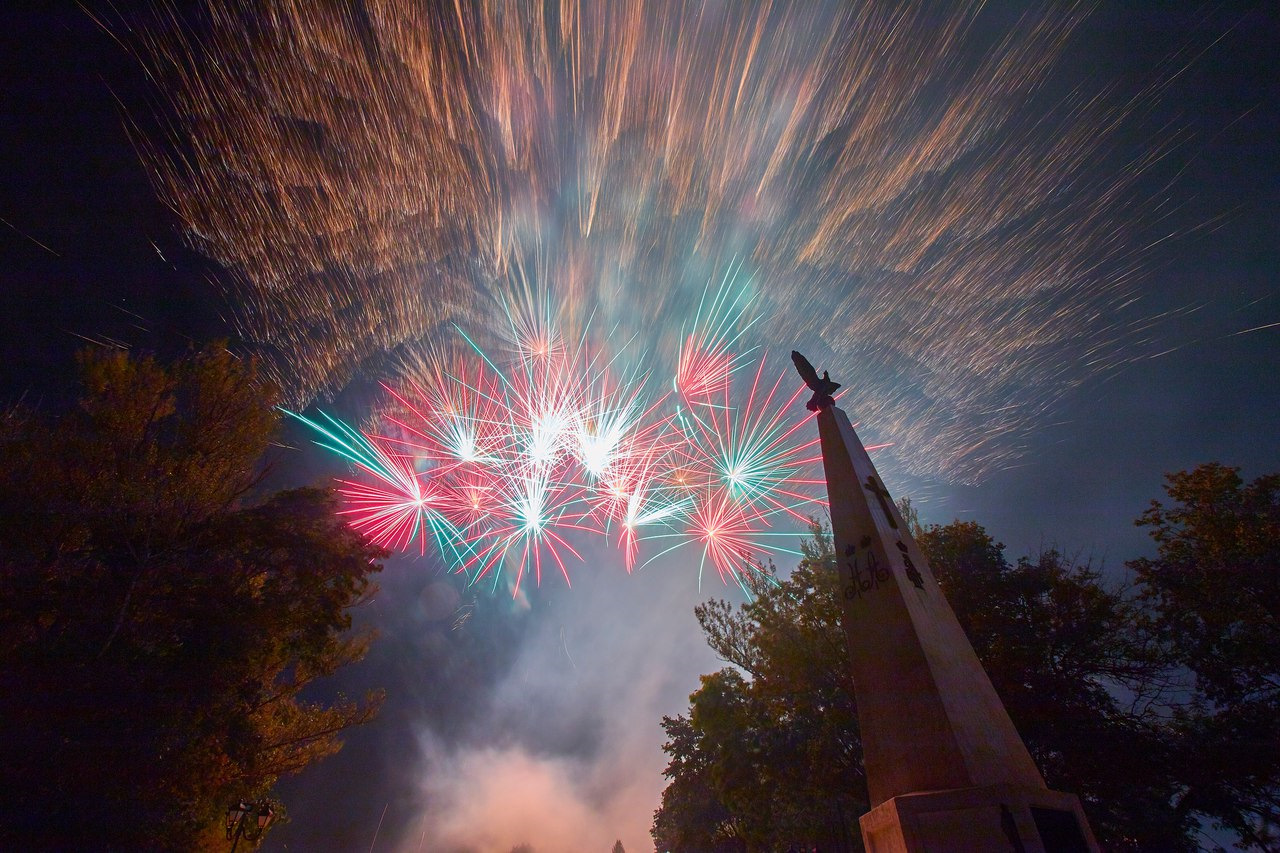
(859, 784), (1099, 853)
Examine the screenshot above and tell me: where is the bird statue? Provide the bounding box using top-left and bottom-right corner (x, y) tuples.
(791, 351), (840, 412)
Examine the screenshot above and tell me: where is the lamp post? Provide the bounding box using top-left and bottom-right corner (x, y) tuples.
(226, 800), (276, 851)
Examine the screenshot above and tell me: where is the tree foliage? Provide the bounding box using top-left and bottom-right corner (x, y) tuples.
(0, 347), (386, 851)
(655, 484), (1280, 851)
(1129, 463), (1280, 847)
(918, 523), (1192, 850)
(654, 531), (866, 851)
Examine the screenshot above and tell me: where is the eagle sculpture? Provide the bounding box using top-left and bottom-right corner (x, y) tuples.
(791, 351), (840, 412)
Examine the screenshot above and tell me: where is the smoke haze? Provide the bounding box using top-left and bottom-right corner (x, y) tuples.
(269, 536), (725, 852)
(404, 554), (721, 852)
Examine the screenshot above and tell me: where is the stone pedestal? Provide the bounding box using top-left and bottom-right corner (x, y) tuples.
(813, 404), (1099, 852)
(860, 785), (1097, 853)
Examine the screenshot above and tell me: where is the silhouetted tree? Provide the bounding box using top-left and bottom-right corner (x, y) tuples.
(652, 712), (743, 851)
(654, 528), (866, 851)
(0, 347), (385, 850)
(655, 519), (1200, 851)
(1130, 463), (1280, 847)
(919, 522), (1191, 850)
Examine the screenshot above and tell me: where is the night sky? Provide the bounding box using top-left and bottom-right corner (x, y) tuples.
(2, 2), (1277, 851)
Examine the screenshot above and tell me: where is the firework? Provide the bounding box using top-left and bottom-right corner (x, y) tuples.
(292, 299), (838, 592)
(135, 0), (1172, 486)
(282, 409), (467, 558)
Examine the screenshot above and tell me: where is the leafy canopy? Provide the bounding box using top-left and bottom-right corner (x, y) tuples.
(654, 530), (868, 852)
(0, 346), (386, 851)
(654, 513), (1220, 851)
(1129, 464), (1280, 848)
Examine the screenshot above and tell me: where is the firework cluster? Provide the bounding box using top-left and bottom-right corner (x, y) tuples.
(134, 0), (1167, 483)
(291, 293), (849, 592)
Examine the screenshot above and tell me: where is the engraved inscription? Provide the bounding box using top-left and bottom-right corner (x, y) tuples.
(863, 475), (899, 529)
(895, 540), (925, 590)
(841, 536), (892, 600)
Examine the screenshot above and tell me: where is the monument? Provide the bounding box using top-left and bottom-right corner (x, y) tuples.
(792, 352), (1099, 853)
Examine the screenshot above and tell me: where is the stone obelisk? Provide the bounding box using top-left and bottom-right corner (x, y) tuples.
(792, 352), (1098, 853)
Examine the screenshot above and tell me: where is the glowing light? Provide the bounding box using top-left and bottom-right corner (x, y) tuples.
(140, 0), (1163, 487)
(290, 305), (851, 592)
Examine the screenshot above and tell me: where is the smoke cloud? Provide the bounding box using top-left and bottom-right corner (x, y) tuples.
(268, 534), (726, 852)
(400, 551), (723, 852)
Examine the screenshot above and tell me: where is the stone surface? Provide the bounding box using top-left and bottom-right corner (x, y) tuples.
(815, 404), (1100, 851)
(859, 785), (1098, 853)
(817, 405), (1045, 805)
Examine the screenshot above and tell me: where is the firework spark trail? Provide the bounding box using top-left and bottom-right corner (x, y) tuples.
(282, 409), (470, 558)
(137, 0), (1173, 483)
(676, 355), (824, 526)
(291, 304), (826, 591)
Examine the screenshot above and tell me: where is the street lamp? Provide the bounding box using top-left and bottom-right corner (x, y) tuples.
(226, 800), (276, 850)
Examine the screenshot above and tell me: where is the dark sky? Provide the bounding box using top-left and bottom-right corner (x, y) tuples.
(1, 4), (231, 399)
(2, 2), (1278, 851)
(933, 3), (1280, 563)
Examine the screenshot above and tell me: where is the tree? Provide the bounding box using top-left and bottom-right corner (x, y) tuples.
(1129, 463), (1280, 847)
(612, 840), (626, 853)
(654, 529), (867, 851)
(652, 712), (742, 851)
(655, 521), (1198, 851)
(0, 347), (386, 851)
(917, 523), (1192, 850)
